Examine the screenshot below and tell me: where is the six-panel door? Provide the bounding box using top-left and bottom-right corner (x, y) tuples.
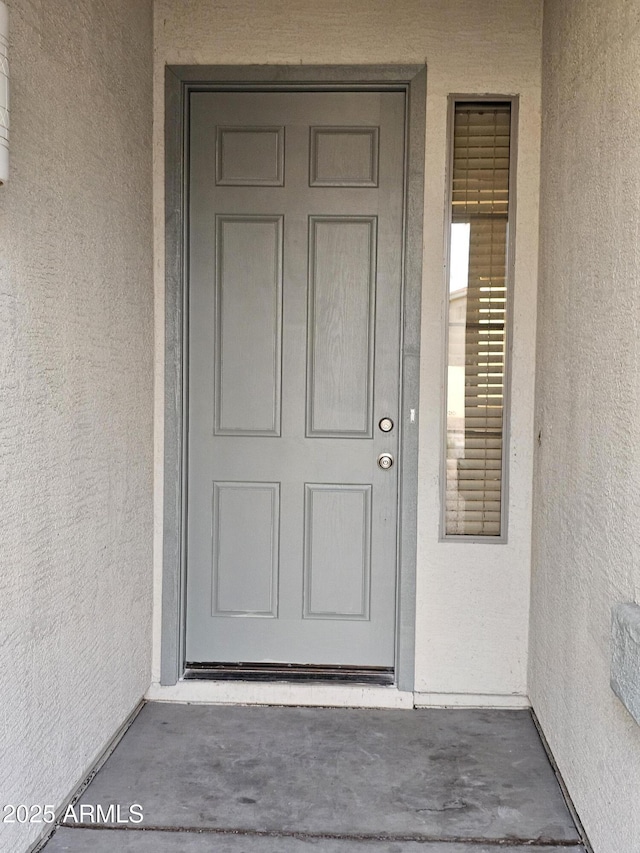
(186, 91), (406, 667)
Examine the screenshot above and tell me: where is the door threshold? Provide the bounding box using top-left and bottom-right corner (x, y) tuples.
(184, 662), (395, 686)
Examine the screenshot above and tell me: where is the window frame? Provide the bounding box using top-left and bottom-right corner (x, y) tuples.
(440, 94), (519, 544)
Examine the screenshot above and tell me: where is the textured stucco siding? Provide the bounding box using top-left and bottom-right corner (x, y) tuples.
(0, 2), (154, 852)
(152, 0), (542, 700)
(531, 1), (640, 850)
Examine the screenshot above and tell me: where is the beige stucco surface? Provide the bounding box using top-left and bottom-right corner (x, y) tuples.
(0, 2), (154, 851)
(152, 0), (542, 700)
(531, 1), (640, 850)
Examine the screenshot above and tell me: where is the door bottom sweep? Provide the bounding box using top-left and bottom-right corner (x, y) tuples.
(183, 662), (395, 685)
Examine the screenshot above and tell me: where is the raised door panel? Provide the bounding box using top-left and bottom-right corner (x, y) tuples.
(212, 482), (280, 617)
(216, 126), (285, 186)
(215, 215), (283, 435)
(306, 216), (377, 437)
(310, 126), (379, 187)
(303, 484), (372, 620)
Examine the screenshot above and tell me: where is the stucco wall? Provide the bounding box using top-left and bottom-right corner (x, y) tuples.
(152, 0), (542, 701)
(0, 2), (154, 851)
(531, 1), (640, 850)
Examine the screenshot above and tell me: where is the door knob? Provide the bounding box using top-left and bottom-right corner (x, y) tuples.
(378, 453), (394, 470)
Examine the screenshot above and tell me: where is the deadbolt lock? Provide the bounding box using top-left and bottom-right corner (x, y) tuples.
(379, 417), (394, 433)
(377, 453), (394, 470)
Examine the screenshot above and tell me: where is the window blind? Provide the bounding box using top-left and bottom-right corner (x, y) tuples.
(445, 102), (512, 537)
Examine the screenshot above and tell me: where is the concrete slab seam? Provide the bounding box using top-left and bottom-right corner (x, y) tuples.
(56, 823), (586, 847)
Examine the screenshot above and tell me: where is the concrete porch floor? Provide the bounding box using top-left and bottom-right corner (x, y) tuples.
(43, 703), (586, 852)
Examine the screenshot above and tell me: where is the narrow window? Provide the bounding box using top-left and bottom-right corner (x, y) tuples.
(444, 100), (513, 538)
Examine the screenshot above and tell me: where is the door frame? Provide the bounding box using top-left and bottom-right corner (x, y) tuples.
(161, 64), (426, 691)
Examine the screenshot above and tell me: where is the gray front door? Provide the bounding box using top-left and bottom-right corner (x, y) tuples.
(186, 90), (406, 668)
